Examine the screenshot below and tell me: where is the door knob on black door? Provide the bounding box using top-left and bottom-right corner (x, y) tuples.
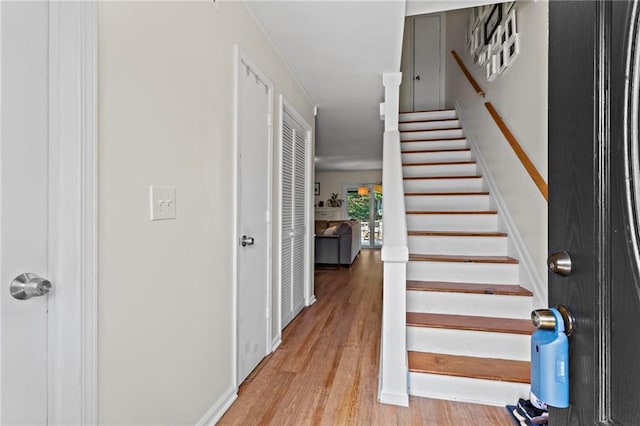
(241, 235), (255, 247)
(548, 251), (572, 276)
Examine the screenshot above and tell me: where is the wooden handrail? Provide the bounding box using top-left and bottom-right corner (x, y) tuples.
(484, 102), (548, 201)
(451, 50), (485, 97)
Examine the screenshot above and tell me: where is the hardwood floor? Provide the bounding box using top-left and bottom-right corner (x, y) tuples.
(218, 250), (514, 425)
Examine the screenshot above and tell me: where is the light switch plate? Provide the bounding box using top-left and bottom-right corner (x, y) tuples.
(150, 186), (176, 220)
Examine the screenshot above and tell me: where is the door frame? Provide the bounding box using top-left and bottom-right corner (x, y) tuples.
(1, 1), (99, 423)
(276, 95), (314, 345)
(232, 45), (273, 389)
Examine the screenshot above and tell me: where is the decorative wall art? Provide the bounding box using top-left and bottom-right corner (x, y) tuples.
(467, 2), (519, 81)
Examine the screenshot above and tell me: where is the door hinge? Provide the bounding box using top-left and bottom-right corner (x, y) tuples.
(266, 209), (271, 223)
(266, 307), (270, 319)
(267, 113), (273, 127)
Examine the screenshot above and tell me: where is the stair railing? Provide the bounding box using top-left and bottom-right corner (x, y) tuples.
(377, 72), (409, 407)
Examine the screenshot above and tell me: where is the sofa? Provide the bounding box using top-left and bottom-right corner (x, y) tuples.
(314, 220), (362, 266)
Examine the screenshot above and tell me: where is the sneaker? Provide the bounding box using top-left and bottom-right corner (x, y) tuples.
(517, 399), (549, 424)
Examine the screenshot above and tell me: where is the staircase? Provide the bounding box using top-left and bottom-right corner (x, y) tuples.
(399, 109), (534, 406)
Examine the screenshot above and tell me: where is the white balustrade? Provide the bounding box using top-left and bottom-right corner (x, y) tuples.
(378, 72), (409, 407)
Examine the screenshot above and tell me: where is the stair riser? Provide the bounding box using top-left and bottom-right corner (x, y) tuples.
(407, 291), (532, 319)
(406, 214), (498, 232)
(400, 110), (457, 122)
(407, 261), (519, 284)
(408, 373), (529, 406)
(407, 327), (530, 361)
(401, 129), (464, 141)
(408, 235), (507, 256)
(405, 195), (490, 211)
(401, 140), (468, 151)
(403, 178), (484, 193)
(402, 151), (472, 163)
(403, 163), (477, 178)
(399, 120), (460, 131)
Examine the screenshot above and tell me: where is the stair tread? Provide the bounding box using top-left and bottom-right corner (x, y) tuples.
(406, 312), (535, 335)
(406, 210), (497, 215)
(403, 161), (475, 167)
(409, 254), (518, 264)
(400, 109), (456, 114)
(403, 175), (482, 180)
(401, 127), (462, 133)
(400, 118), (460, 124)
(406, 280), (533, 296)
(402, 137), (466, 143)
(408, 231), (506, 237)
(401, 148), (470, 154)
(408, 351), (530, 384)
(405, 192), (489, 196)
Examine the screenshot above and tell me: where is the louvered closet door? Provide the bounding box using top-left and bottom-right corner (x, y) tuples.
(281, 117), (294, 327)
(281, 109), (307, 328)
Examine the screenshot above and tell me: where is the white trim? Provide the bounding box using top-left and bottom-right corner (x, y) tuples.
(47, 2), (97, 424)
(439, 12), (446, 108)
(456, 101), (546, 308)
(378, 390), (410, 407)
(195, 386), (238, 426)
(233, 46), (274, 387)
(271, 336), (282, 353)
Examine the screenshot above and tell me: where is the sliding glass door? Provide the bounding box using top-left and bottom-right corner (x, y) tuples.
(345, 184), (382, 248)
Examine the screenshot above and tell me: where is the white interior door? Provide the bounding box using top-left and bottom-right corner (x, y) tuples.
(1, 2), (50, 424)
(413, 14), (442, 111)
(280, 107), (308, 329)
(236, 56), (271, 384)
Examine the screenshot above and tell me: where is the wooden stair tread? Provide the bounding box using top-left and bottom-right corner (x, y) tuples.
(406, 210), (497, 215)
(404, 175), (482, 180)
(409, 254), (519, 264)
(406, 312), (535, 335)
(400, 109), (456, 114)
(402, 148), (470, 154)
(405, 192), (489, 196)
(406, 280), (533, 296)
(400, 118), (460, 124)
(401, 127), (462, 133)
(401, 137), (466, 143)
(402, 161), (475, 167)
(408, 351), (530, 384)
(408, 231), (506, 237)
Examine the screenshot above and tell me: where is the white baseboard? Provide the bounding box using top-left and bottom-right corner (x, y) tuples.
(455, 101), (547, 309)
(271, 336), (282, 353)
(378, 390), (409, 407)
(195, 386), (237, 426)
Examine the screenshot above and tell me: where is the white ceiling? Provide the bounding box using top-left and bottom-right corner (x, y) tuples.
(248, 1), (406, 171)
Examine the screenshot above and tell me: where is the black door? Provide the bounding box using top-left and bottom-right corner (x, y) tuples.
(549, 1), (640, 424)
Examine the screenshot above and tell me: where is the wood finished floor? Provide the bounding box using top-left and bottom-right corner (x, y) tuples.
(218, 250), (514, 425)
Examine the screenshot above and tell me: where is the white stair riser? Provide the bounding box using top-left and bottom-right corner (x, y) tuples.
(405, 195), (490, 211)
(407, 261), (519, 284)
(404, 178), (484, 193)
(408, 373), (529, 407)
(406, 214), (498, 232)
(407, 291), (532, 319)
(399, 120), (460, 131)
(402, 150), (472, 164)
(403, 163), (477, 177)
(400, 110), (457, 122)
(401, 129), (464, 141)
(407, 327), (531, 361)
(401, 139), (468, 151)
(408, 235), (508, 256)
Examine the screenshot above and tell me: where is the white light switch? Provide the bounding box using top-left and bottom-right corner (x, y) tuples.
(150, 186), (176, 220)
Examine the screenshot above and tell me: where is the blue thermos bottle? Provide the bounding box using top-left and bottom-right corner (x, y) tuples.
(530, 306), (570, 408)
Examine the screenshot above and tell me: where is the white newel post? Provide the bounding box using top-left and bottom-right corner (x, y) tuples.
(378, 72), (409, 407)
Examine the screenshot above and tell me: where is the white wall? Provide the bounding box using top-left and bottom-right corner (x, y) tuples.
(444, 2), (548, 303)
(314, 170), (382, 207)
(98, 2), (314, 424)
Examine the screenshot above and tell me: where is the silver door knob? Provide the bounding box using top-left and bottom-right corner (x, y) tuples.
(547, 250), (572, 276)
(10, 273), (52, 300)
(241, 235), (255, 247)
